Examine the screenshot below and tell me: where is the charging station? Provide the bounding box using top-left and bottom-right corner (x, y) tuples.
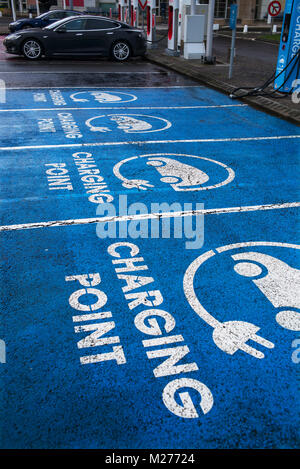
(146, 0), (156, 45)
(166, 0), (180, 55)
(131, 0), (139, 27)
(183, 14), (206, 59)
(274, 0), (300, 92)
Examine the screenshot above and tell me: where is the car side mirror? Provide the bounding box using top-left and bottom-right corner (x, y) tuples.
(56, 27), (67, 33)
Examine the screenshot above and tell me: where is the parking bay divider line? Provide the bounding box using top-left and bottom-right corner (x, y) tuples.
(4, 85), (204, 90)
(0, 134), (299, 151)
(1, 202), (299, 232)
(0, 104), (248, 112)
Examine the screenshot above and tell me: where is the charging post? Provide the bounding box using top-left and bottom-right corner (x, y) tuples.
(274, 0), (300, 92)
(166, 0), (180, 55)
(229, 2), (237, 79)
(146, 0), (156, 46)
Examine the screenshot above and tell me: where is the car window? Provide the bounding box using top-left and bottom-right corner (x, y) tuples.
(85, 19), (119, 30)
(47, 11), (65, 20)
(63, 18), (86, 31)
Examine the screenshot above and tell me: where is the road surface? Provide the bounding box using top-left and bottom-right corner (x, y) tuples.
(0, 51), (299, 450)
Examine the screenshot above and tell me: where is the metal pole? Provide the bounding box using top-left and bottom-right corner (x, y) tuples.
(63, 0), (66, 10)
(229, 25), (236, 79)
(190, 0), (196, 16)
(11, 0), (17, 21)
(177, 0), (183, 51)
(152, 11), (156, 42)
(69, 0), (74, 10)
(35, 0), (40, 16)
(206, 0), (215, 62)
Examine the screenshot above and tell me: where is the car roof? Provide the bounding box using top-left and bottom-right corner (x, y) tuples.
(74, 15), (131, 26)
(61, 15), (127, 25)
(48, 9), (83, 13)
(73, 15), (118, 19)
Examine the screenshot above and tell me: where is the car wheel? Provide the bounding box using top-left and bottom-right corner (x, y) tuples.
(111, 41), (131, 61)
(22, 39), (43, 60)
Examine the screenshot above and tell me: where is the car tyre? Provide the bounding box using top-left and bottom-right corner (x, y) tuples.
(111, 41), (131, 62)
(22, 39), (43, 60)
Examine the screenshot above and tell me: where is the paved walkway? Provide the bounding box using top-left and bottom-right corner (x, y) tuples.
(146, 29), (300, 125)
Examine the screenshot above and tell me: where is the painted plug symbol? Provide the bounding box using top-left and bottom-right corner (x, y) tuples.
(122, 179), (154, 190)
(212, 320), (274, 359)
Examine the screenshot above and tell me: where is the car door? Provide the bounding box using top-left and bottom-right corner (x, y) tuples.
(51, 18), (89, 54)
(83, 19), (122, 55)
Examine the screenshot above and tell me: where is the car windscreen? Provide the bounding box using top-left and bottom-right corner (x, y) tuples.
(35, 12), (50, 19)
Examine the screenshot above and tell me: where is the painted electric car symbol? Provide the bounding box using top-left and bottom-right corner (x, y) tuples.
(113, 153), (235, 191)
(85, 114), (171, 133)
(70, 91), (137, 104)
(184, 242), (300, 359)
(232, 251), (300, 332)
(146, 157), (209, 191)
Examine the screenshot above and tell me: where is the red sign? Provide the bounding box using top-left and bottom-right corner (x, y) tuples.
(138, 0), (147, 10)
(268, 1), (281, 17)
(65, 0), (84, 6)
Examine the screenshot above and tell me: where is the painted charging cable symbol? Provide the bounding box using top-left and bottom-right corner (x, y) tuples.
(0, 339), (6, 363)
(184, 242), (300, 359)
(0, 79), (6, 104)
(291, 79), (300, 104)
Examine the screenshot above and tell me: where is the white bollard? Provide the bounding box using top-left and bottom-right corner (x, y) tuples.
(272, 24), (277, 33)
(243, 24), (248, 33)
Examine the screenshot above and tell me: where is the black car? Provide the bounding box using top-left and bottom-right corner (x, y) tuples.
(3, 16), (147, 61)
(8, 10), (84, 33)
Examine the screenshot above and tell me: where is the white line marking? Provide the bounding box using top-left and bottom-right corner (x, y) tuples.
(216, 33), (279, 46)
(1, 202), (299, 232)
(216, 241), (300, 253)
(4, 85), (203, 90)
(0, 104), (247, 112)
(0, 71), (170, 74)
(0, 135), (299, 151)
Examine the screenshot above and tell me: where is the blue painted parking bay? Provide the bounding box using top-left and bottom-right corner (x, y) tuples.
(0, 139), (299, 227)
(1, 86), (243, 110)
(0, 86), (299, 449)
(0, 102), (298, 149)
(1, 210), (299, 449)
